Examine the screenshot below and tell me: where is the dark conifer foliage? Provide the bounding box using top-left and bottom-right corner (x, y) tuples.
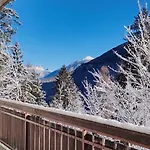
(51, 65), (83, 112)
(51, 65), (72, 109)
(130, 7), (149, 38)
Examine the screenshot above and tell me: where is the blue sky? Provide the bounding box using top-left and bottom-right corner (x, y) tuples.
(12, 0), (146, 71)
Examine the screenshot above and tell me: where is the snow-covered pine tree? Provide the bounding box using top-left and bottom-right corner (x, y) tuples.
(81, 2), (150, 126)
(0, 1), (23, 101)
(51, 65), (71, 109)
(129, 4), (149, 38)
(26, 65), (47, 106)
(65, 79), (83, 113)
(0, 0), (20, 81)
(51, 65), (83, 113)
(11, 42), (24, 73)
(10, 43), (35, 103)
(0, 0), (20, 43)
(0, 40), (15, 100)
(0, 1), (47, 106)
(114, 1), (150, 126)
(80, 67), (119, 119)
(117, 3), (150, 88)
(2, 41), (46, 105)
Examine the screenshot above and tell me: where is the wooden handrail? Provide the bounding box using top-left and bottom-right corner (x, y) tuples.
(0, 98), (150, 149)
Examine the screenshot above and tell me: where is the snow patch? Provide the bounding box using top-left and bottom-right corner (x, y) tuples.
(43, 56), (94, 80)
(83, 56), (94, 61)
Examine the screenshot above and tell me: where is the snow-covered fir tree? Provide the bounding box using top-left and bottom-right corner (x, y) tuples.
(26, 65), (47, 106)
(0, 1), (47, 106)
(0, 1), (22, 101)
(0, 0), (20, 76)
(0, 41), (34, 103)
(0, 40), (16, 100)
(0, 0), (20, 43)
(114, 1), (150, 126)
(81, 2), (150, 126)
(116, 4), (150, 88)
(10, 43), (36, 103)
(129, 4), (149, 38)
(10, 43), (47, 105)
(80, 67), (119, 119)
(65, 80), (83, 113)
(11, 42), (24, 73)
(51, 65), (83, 113)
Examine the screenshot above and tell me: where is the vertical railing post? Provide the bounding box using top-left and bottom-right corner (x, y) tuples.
(24, 113), (27, 150)
(60, 125), (63, 150)
(82, 130), (86, 150)
(67, 127), (69, 150)
(75, 130), (77, 150)
(102, 138), (105, 148)
(33, 116), (37, 150)
(43, 120), (46, 150)
(54, 123), (56, 150)
(0, 108), (1, 139)
(48, 124), (51, 150)
(25, 113), (30, 150)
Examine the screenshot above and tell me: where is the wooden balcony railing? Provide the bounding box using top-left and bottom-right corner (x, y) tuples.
(0, 98), (150, 150)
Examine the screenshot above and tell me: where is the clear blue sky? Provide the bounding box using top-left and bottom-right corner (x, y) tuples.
(12, 0), (146, 71)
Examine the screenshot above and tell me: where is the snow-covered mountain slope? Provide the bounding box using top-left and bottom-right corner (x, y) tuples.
(42, 56), (94, 81)
(27, 66), (51, 78)
(42, 43), (127, 101)
(72, 43), (127, 92)
(67, 56), (94, 72)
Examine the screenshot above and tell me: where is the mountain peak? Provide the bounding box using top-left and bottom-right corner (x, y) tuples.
(42, 56), (94, 80)
(83, 56), (94, 61)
